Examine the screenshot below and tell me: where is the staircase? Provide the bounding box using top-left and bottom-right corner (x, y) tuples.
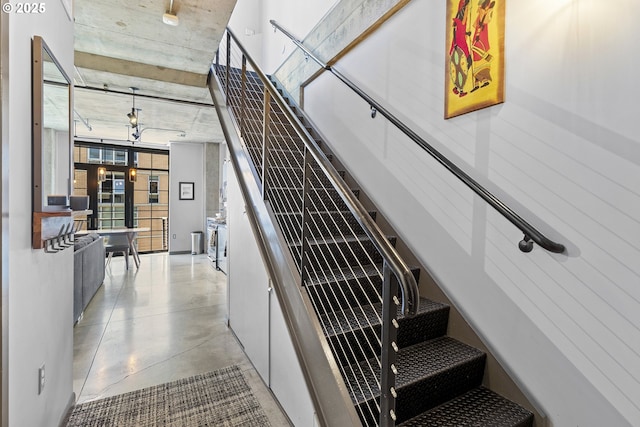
(214, 53), (534, 426)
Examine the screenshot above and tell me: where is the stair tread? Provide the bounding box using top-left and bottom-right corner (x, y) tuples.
(345, 337), (484, 404)
(277, 209), (369, 217)
(306, 263), (382, 286)
(320, 297), (448, 338)
(267, 147), (305, 154)
(291, 233), (388, 247)
(268, 185), (358, 192)
(398, 386), (534, 427)
(268, 163), (341, 171)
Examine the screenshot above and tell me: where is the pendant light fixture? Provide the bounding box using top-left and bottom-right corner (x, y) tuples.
(97, 166), (107, 182)
(126, 87), (139, 127)
(127, 87), (142, 143)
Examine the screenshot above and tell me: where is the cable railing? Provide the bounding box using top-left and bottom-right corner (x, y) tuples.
(270, 19), (566, 255)
(212, 28), (420, 426)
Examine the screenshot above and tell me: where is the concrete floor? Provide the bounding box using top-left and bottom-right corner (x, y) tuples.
(73, 252), (291, 426)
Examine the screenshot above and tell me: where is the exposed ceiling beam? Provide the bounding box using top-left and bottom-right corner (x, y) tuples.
(75, 51), (208, 87)
(76, 85), (214, 107)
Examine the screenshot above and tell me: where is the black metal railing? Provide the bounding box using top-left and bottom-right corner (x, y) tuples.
(269, 19), (565, 255)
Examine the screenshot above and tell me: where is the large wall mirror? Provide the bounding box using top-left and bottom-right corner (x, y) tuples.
(32, 35), (72, 213)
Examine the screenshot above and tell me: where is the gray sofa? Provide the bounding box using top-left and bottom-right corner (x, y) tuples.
(73, 233), (105, 324)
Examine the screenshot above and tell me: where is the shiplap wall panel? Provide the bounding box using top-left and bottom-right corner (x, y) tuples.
(395, 134), (474, 252)
(315, 79), (476, 253)
(485, 210), (640, 408)
(490, 124), (640, 252)
(301, 0), (640, 425)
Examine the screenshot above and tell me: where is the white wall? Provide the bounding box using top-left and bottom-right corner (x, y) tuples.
(6, 2), (75, 425)
(229, 0), (337, 74)
(168, 142), (206, 252)
(205, 142), (221, 218)
(227, 0), (264, 69)
(300, 1), (640, 426)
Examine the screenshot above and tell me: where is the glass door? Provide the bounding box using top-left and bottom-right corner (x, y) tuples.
(72, 168), (90, 230)
(98, 169), (127, 229)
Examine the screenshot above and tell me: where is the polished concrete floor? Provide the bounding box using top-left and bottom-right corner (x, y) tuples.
(73, 252), (291, 426)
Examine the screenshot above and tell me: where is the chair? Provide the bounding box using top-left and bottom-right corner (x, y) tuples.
(104, 235), (130, 270)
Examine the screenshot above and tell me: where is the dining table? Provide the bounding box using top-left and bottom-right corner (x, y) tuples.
(78, 227), (150, 269)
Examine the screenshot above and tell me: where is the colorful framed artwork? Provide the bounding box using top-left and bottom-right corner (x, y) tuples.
(445, 0), (505, 119)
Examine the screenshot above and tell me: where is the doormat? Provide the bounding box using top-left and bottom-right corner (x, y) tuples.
(66, 365), (272, 426)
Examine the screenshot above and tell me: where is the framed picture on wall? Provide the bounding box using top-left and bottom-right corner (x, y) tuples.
(179, 182), (194, 200)
(444, 0), (505, 118)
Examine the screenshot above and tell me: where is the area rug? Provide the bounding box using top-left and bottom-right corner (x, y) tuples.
(66, 365), (272, 426)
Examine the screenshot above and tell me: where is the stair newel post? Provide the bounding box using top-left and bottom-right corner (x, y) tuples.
(261, 89), (272, 199)
(380, 261), (399, 427)
(225, 31), (231, 104)
(299, 149), (313, 280)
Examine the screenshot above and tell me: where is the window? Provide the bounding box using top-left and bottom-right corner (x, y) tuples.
(81, 146), (128, 165)
(103, 149), (114, 164)
(97, 171), (126, 229)
(114, 150), (127, 165)
(149, 175), (159, 204)
(74, 143), (169, 253)
(88, 147), (101, 163)
(135, 170), (169, 252)
(113, 178), (125, 203)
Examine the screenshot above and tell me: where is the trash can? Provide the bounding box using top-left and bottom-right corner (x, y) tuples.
(191, 231), (203, 255)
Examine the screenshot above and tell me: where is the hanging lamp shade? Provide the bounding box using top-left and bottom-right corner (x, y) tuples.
(97, 166), (107, 182)
(127, 87), (139, 130)
(127, 108), (138, 126)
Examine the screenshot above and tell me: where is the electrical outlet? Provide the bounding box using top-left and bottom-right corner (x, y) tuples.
(38, 364), (45, 395)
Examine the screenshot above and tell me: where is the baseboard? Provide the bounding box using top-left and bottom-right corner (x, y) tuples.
(58, 392), (76, 427)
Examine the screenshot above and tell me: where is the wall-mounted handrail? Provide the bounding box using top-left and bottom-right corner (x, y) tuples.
(270, 19), (565, 254)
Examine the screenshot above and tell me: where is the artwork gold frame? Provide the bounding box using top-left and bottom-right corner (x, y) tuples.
(444, 0), (505, 119)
